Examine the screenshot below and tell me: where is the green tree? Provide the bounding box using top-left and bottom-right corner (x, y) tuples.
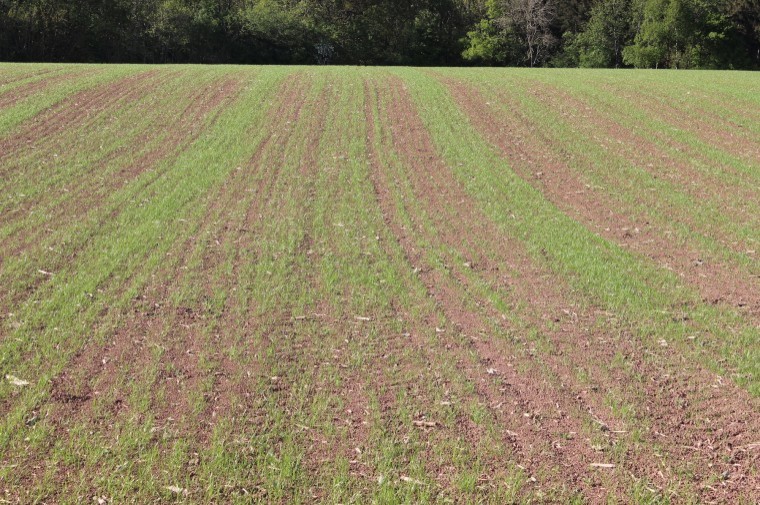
(554, 0), (595, 33)
(575, 0), (634, 67)
(462, 17), (512, 63)
(0, 0), (757, 66)
(462, 0), (557, 66)
(722, 0), (760, 68)
(623, 0), (735, 68)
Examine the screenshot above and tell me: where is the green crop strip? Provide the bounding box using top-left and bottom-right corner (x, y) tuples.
(540, 72), (760, 187)
(0, 64), (756, 504)
(0, 65), (137, 136)
(0, 68), (288, 489)
(448, 70), (757, 271)
(393, 68), (758, 396)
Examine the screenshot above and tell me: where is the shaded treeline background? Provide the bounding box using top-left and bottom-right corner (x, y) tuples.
(1, 0), (758, 68)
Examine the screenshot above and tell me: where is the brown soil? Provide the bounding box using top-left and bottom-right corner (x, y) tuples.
(365, 74), (760, 503)
(442, 78), (760, 325)
(527, 81), (759, 225)
(0, 69), (90, 110)
(0, 77), (243, 258)
(608, 83), (760, 166)
(0, 70), (162, 165)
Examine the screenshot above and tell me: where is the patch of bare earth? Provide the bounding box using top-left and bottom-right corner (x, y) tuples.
(368, 75), (760, 503)
(443, 79), (760, 325)
(1, 77), (244, 261)
(607, 84), (760, 166)
(366, 76), (642, 501)
(0, 69), (92, 110)
(0, 70), (164, 166)
(5, 75), (296, 497)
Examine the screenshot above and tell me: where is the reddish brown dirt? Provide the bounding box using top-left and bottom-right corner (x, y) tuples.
(607, 84), (760, 166)
(366, 75), (760, 503)
(526, 81), (759, 223)
(0, 77), (244, 258)
(365, 77), (633, 501)
(0, 70), (163, 165)
(9, 75), (304, 492)
(442, 79), (760, 325)
(0, 69), (91, 110)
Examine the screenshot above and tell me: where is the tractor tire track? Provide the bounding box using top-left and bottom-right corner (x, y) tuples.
(1, 75), (298, 498)
(0, 70), (163, 167)
(365, 76), (636, 502)
(0, 78), (244, 346)
(444, 79), (760, 326)
(369, 74), (760, 503)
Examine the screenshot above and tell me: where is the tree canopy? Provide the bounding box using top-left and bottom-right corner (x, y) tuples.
(1, 0), (758, 68)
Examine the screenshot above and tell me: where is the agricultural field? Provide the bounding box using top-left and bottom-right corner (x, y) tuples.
(0, 63), (758, 504)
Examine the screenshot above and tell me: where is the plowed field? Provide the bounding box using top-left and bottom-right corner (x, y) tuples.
(0, 64), (758, 504)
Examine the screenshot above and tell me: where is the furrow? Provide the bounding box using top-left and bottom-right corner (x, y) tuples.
(443, 78), (759, 326)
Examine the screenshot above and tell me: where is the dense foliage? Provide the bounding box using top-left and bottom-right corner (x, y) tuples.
(1, 0), (758, 67)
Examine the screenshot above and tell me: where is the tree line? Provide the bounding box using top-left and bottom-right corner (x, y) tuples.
(1, 0), (758, 68)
